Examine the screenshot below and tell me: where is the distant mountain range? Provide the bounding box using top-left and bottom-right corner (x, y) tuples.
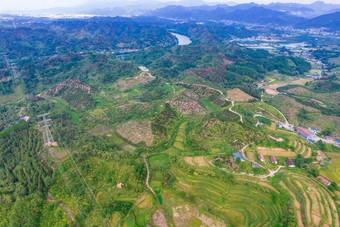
(296, 11), (340, 31)
(1, 1), (339, 30)
(148, 5), (307, 26)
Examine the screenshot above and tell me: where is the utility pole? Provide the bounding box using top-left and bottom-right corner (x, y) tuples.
(3, 54), (19, 80)
(38, 113), (57, 147)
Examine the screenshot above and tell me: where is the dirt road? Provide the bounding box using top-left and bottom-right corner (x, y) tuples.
(143, 157), (156, 196)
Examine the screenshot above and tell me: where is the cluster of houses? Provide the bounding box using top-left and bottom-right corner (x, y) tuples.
(276, 122), (340, 146)
(296, 127), (321, 143)
(306, 72), (322, 79)
(232, 151), (334, 186)
(296, 126), (340, 146)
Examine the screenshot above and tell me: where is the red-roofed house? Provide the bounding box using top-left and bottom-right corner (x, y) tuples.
(296, 127), (314, 139)
(270, 156), (277, 164)
(317, 176), (331, 186)
(258, 153), (265, 162)
(286, 159), (295, 167)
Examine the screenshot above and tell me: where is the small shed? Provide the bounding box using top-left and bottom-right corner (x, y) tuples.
(285, 159), (295, 167)
(270, 156), (278, 164)
(317, 176), (331, 186)
(258, 153), (265, 162)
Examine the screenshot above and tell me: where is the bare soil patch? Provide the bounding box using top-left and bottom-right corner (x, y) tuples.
(262, 78), (308, 95)
(198, 213), (226, 227)
(227, 88), (255, 101)
(152, 210), (168, 227)
(265, 89), (279, 95)
(193, 156), (209, 166)
(116, 119), (153, 146)
(257, 147), (296, 157)
(170, 95), (205, 115)
(184, 157), (195, 166)
(113, 72), (154, 91)
(182, 90), (200, 100)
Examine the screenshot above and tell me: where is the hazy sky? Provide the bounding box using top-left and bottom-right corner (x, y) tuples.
(0, 0), (339, 12)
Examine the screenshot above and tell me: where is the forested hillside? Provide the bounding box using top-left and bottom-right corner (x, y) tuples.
(0, 121), (51, 226)
(0, 17), (176, 59)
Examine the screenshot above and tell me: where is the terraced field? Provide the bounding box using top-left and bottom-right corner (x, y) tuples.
(288, 137), (314, 158)
(280, 171), (339, 227)
(170, 159), (281, 226)
(173, 122), (187, 151)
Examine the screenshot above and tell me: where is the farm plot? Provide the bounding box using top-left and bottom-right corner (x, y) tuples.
(257, 147), (297, 157)
(227, 88), (255, 102)
(173, 122), (187, 151)
(116, 119), (153, 146)
(170, 94), (206, 115)
(170, 163), (281, 226)
(184, 156), (209, 167)
(289, 137), (313, 158)
(280, 171), (339, 227)
(113, 72), (154, 91)
(320, 161), (340, 185)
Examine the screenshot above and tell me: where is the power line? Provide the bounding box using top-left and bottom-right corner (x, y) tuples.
(38, 113), (91, 222)
(38, 113), (56, 147)
(3, 54), (19, 80)
(43, 146), (88, 221)
(50, 120), (112, 226)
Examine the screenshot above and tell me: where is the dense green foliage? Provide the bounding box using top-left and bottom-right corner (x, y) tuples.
(0, 124), (51, 226)
(0, 17), (176, 60)
(130, 44), (310, 92)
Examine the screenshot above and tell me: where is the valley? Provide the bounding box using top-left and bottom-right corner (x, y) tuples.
(0, 2), (339, 226)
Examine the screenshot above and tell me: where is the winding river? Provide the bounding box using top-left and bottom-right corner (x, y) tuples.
(171, 32), (192, 46)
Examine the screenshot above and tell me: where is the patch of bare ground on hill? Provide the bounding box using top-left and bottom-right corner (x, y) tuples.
(171, 204), (226, 227)
(182, 90), (200, 100)
(46, 78), (95, 109)
(178, 83), (227, 107)
(117, 102), (151, 113)
(227, 88), (255, 101)
(170, 94), (205, 115)
(262, 77), (309, 95)
(116, 119), (153, 146)
(113, 72), (154, 91)
(152, 210), (168, 227)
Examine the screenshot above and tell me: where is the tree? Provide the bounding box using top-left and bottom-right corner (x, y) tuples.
(236, 157), (241, 164)
(310, 168), (319, 177)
